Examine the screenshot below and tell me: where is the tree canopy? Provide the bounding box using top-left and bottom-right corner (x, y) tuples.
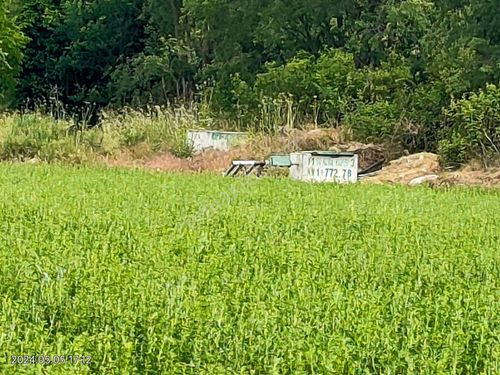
(1, 0), (499, 162)
(0, 0), (28, 106)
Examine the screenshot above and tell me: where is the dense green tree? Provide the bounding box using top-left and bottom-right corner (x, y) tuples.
(12, 0), (500, 110)
(2, 0), (500, 162)
(142, 0), (183, 38)
(15, 0), (65, 105)
(57, 0), (146, 105)
(0, 0), (28, 107)
(108, 0), (198, 106)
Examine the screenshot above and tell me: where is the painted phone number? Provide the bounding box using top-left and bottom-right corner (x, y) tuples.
(9, 355), (91, 366)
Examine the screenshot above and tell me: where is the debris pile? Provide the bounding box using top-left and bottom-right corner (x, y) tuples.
(362, 153), (441, 185)
(104, 130), (499, 187)
(439, 167), (500, 187)
(330, 142), (385, 171)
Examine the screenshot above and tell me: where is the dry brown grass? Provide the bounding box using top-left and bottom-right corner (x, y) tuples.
(234, 127), (387, 169)
(103, 126), (388, 173)
(104, 149), (236, 173)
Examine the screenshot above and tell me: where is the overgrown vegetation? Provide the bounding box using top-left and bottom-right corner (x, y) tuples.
(440, 84), (500, 166)
(1, 0), (500, 164)
(0, 0), (28, 106)
(0, 165), (498, 373)
(0, 107), (196, 162)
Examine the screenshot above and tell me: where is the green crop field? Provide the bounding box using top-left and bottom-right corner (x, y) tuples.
(0, 164), (498, 374)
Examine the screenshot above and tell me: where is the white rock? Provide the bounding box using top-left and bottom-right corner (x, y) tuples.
(409, 175), (440, 186)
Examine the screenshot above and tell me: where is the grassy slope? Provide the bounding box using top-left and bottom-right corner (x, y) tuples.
(0, 164), (498, 374)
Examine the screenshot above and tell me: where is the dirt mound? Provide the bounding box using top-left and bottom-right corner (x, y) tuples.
(363, 153), (500, 187)
(363, 152), (441, 184)
(145, 153), (193, 171)
(437, 167), (500, 187)
(106, 129), (496, 188)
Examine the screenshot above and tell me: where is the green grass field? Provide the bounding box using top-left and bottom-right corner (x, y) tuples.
(0, 164), (498, 374)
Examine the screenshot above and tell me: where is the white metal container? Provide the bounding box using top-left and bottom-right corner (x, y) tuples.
(187, 130), (247, 153)
(289, 151), (358, 183)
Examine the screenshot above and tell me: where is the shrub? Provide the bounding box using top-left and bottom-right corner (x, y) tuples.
(344, 101), (402, 142)
(314, 49), (361, 122)
(357, 55), (413, 104)
(439, 83), (500, 165)
(391, 82), (449, 152)
(254, 53), (318, 111)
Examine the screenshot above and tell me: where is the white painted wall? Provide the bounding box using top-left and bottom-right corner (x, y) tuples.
(187, 130), (247, 153)
(290, 152), (358, 183)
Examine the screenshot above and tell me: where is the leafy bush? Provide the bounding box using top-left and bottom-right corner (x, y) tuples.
(231, 50), (417, 134)
(439, 83), (500, 165)
(109, 38), (198, 107)
(0, 1), (28, 107)
(314, 49), (361, 122)
(344, 101), (402, 142)
(400, 83), (449, 151)
(254, 53), (319, 116)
